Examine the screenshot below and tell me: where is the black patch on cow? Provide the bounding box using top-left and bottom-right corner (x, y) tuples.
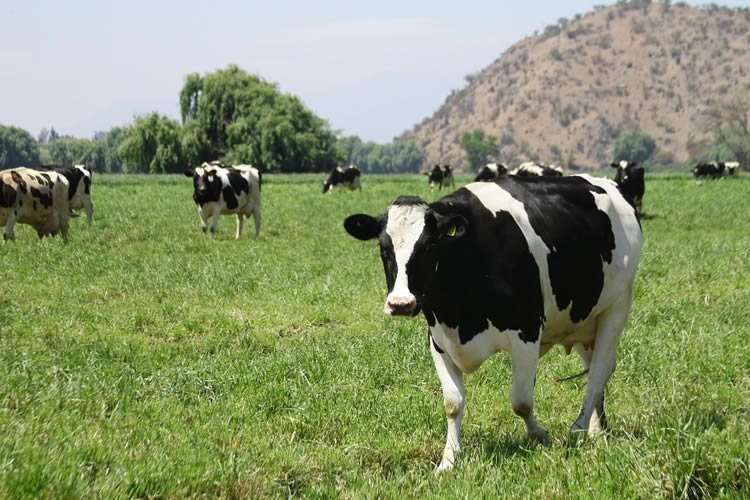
(0, 179), (16, 208)
(84, 175), (91, 194)
(494, 176), (616, 323)
(222, 185), (239, 210)
(225, 168), (250, 197)
(612, 162), (645, 213)
(10, 171), (27, 194)
(419, 191), (546, 344)
(31, 187), (53, 208)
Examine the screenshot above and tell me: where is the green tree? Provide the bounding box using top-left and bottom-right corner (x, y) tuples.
(119, 113), (183, 173)
(460, 130), (499, 171)
(0, 125), (41, 170)
(338, 136), (423, 173)
(48, 137), (106, 171)
(179, 65), (342, 172)
(612, 129), (657, 166)
(104, 127), (127, 173)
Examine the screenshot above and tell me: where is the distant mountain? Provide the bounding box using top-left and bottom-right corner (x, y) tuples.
(400, 2), (750, 172)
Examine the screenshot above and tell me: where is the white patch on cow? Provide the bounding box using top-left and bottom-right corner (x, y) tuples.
(464, 182), (555, 311)
(487, 163), (499, 175)
(574, 174), (643, 315)
(430, 321), (518, 374)
(384, 203), (427, 312)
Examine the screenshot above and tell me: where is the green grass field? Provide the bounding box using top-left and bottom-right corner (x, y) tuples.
(1, 173), (748, 498)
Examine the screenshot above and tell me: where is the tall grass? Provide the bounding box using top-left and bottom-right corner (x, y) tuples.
(1, 173), (747, 497)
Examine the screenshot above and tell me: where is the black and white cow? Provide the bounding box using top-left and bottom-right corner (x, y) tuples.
(184, 162), (261, 238)
(473, 162), (507, 182)
(322, 165), (362, 193)
(344, 175), (642, 471)
(426, 164), (455, 191)
(0, 167), (73, 242)
(611, 161), (645, 216)
(510, 162), (563, 177)
(35, 164), (93, 226)
(692, 162), (726, 182)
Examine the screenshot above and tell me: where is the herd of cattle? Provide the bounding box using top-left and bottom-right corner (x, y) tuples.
(0, 158), (741, 242)
(0, 156), (743, 472)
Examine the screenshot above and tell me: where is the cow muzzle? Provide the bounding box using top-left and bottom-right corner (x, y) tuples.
(384, 294), (417, 316)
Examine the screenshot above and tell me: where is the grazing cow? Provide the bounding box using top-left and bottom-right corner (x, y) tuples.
(0, 167), (73, 242)
(611, 161), (645, 215)
(510, 162), (563, 177)
(344, 174), (642, 471)
(693, 162), (723, 182)
(35, 164), (93, 226)
(426, 164), (455, 191)
(474, 163), (507, 182)
(184, 162), (261, 238)
(323, 165), (362, 193)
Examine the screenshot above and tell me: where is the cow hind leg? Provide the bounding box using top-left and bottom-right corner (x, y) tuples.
(252, 207), (261, 238)
(573, 344), (606, 431)
(571, 296), (631, 437)
(235, 214), (243, 239)
(510, 335), (547, 442)
(430, 339), (465, 472)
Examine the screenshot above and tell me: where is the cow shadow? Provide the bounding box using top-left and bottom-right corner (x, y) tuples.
(478, 436), (540, 463)
(639, 212), (659, 221)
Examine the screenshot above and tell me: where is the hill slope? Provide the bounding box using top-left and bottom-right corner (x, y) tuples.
(400, 2), (750, 172)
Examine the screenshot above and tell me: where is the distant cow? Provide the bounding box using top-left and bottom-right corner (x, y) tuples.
(344, 175), (642, 471)
(611, 161), (645, 216)
(693, 162), (723, 182)
(184, 162), (261, 238)
(323, 165), (361, 193)
(35, 164), (93, 226)
(474, 163), (507, 182)
(510, 162), (563, 177)
(426, 164), (455, 191)
(0, 167), (73, 242)
(722, 161), (740, 176)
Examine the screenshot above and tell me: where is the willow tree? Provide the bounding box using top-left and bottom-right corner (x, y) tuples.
(179, 65), (342, 172)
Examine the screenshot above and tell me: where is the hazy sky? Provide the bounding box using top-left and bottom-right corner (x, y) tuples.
(2, 1), (747, 143)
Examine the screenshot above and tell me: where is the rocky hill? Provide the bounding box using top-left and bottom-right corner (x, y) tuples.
(400, 2), (750, 172)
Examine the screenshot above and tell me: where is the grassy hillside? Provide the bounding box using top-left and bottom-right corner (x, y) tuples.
(1, 174), (748, 497)
(402, 2), (750, 171)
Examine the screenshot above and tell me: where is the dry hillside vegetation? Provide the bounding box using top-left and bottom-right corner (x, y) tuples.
(401, 2), (750, 171)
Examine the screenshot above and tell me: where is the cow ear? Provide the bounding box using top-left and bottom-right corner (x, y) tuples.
(434, 212), (467, 240)
(184, 169), (195, 177)
(610, 163), (618, 168)
(344, 214), (383, 241)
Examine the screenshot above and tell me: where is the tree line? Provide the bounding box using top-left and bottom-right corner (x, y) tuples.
(1, 65), (423, 174)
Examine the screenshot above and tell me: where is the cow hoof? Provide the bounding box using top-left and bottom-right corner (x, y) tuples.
(435, 459), (456, 474)
(528, 427), (549, 444)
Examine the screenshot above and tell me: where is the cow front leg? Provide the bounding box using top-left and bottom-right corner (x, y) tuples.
(209, 211), (220, 239)
(571, 295), (631, 437)
(197, 207), (208, 235)
(235, 214), (243, 239)
(3, 212), (17, 242)
(510, 335), (547, 442)
(430, 337), (464, 472)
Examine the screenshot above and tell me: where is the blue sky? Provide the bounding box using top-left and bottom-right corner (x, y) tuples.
(2, 1), (747, 143)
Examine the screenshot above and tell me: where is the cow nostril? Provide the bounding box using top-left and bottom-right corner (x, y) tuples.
(386, 297), (417, 316)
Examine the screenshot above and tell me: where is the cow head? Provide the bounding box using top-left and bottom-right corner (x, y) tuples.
(611, 161), (638, 184)
(344, 196), (467, 316)
(184, 164), (222, 204)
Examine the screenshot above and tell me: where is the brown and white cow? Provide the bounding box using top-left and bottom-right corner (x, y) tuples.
(0, 167), (73, 242)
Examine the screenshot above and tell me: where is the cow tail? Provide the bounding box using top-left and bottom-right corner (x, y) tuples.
(553, 369), (589, 383)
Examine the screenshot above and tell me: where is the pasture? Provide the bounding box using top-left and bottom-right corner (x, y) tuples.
(1, 173), (748, 498)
